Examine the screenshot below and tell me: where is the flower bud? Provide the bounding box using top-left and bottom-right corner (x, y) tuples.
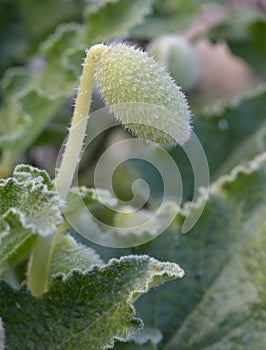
(147, 35), (199, 91)
(95, 44), (191, 146)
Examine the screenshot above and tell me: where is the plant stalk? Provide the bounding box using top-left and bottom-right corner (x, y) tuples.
(27, 223), (69, 297)
(55, 44), (108, 200)
(0, 150), (15, 178)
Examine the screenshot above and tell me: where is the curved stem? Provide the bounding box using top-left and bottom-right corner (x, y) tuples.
(55, 44), (109, 200)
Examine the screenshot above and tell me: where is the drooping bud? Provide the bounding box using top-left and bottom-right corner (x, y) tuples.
(95, 44), (191, 146)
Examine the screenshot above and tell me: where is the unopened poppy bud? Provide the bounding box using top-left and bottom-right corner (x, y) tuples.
(95, 44), (191, 146)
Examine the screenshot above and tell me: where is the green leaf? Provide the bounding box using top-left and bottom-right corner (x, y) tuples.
(16, 0), (85, 45)
(0, 24), (82, 165)
(217, 120), (266, 178)
(39, 23), (82, 95)
(111, 152), (266, 349)
(0, 69), (30, 147)
(84, 0), (153, 43)
(5, 234), (36, 271)
(66, 186), (118, 214)
(162, 156), (266, 350)
(64, 186), (117, 239)
(193, 86), (266, 177)
(115, 326), (163, 349)
(133, 326), (163, 346)
(0, 164), (62, 266)
(0, 255), (184, 349)
(49, 234), (104, 277)
(0, 70), (65, 168)
(0, 216), (35, 274)
(65, 185), (179, 248)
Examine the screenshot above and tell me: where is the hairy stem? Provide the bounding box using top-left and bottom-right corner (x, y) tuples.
(27, 223), (69, 297)
(55, 44), (108, 200)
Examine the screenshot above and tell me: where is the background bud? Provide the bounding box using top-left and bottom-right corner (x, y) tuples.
(147, 35), (199, 91)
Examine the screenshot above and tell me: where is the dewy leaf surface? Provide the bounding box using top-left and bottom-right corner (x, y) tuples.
(48, 234), (104, 278)
(0, 255), (184, 350)
(163, 153), (266, 350)
(111, 152), (266, 349)
(0, 164), (62, 266)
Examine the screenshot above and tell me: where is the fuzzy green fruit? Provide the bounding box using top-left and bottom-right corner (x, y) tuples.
(95, 44), (191, 146)
(147, 35), (199, 91)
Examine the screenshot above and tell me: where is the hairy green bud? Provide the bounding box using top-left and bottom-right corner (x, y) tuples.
(95, 44), (191, 146)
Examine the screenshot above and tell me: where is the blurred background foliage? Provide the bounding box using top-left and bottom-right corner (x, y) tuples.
(0, 1), (266, 348)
